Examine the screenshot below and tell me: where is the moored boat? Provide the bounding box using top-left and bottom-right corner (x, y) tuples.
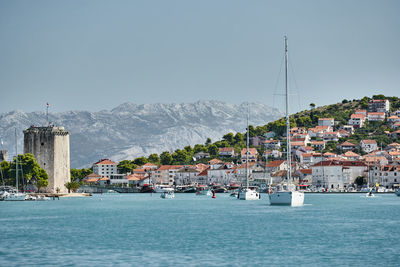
(160, 188), (175, 199)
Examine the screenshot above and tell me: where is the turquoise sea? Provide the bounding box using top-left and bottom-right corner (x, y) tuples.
(1, 193), (399, 266)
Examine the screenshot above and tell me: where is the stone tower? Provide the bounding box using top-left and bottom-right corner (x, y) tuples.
(0, 150), (8, 162)
(23, 126), (70, 193)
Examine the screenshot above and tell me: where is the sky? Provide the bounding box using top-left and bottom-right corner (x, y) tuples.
(0, 0), (399, 114)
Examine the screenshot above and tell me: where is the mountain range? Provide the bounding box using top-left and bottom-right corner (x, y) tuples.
(0, 101), (283, 168)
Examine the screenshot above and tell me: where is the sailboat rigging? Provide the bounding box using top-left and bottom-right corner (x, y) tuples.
(238, 104), (260, 200)
(268, 36), (304, 206)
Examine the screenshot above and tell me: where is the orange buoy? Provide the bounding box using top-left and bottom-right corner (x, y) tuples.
(212, 190), (216, 198)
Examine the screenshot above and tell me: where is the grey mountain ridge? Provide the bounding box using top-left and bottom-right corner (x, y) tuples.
(0, 101), (283, 168)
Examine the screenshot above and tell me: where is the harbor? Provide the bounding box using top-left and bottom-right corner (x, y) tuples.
(1, 193), (399, 266)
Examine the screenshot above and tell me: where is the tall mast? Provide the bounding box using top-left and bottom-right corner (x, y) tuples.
(246, 104), (249, 189)
(285, 36), (291, 189)
(15, 128), (18, 192)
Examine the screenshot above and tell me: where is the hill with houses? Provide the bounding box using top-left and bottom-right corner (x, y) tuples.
(80, 95), (400, 192)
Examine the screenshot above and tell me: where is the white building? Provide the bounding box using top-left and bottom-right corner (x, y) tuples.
(359, 140), (378, 153)
(318, 118), (334, 127)
(93, 159), (118, 177)
(348, 114), (366, 128)
(311, 161), (346, 190)
(368, 99), (389, 113)
(367, 112), (385, 122)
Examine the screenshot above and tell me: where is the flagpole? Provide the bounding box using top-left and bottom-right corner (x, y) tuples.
(46, 103), (49, 126)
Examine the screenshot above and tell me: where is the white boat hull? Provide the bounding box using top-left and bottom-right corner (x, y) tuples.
(3, 192), (26, 201)
(197, 189), (212, 196)
(269, 191), (304, 206)
(238, 188), (260, 200)
(160, 191), (175, 199)
(155, 186), (174, 193)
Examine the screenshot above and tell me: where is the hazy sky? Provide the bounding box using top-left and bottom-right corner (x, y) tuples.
(0, 0), (399, 114)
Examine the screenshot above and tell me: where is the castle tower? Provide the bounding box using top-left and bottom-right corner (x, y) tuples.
(23, 126), (70, 193)
(0, 150), (8, 162)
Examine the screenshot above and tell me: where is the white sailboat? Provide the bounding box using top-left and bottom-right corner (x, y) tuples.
(4, 129), (26, 201)
(238, 105), (260, 200)
(269, 36), (304, 206)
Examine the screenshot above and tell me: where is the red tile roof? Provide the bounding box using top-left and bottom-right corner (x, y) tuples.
(300, 169), (312, 174)
(339, 141), (356, 147)
(361, 140), (377, 145)
(94, 159), (117, 165)
(351, 114), (366, 119)
(208, 158), (223, 165)
(368, 112), (385, 116)
(240, 148), (258, 155)
(157, 165), (183, 171)
(218, 147), (234, 152)
(266, 160), (285, 167)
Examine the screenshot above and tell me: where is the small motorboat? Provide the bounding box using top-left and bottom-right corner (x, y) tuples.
(160, 188), (175, 199)
(366, 191), (375, 198)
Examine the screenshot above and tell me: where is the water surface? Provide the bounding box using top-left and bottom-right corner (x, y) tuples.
(1, 193), (399, 266)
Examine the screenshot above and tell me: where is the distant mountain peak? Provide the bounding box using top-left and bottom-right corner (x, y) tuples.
(0, 101), (283, 168)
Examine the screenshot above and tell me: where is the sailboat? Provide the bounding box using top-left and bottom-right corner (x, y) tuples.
(268, 36), (304, 206)
(4, 129), (26, 201)
(238, 105), (260, 200)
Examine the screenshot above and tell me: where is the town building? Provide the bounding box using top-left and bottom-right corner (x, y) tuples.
(93, 159), (118, 177)
(368, 99), (390, 113)
(218, 147), (235, 157)
(348, 114), (366, 128)
(193, 151), (210, 161)
(318, 118), (335, 127)
(338, 141), (356, 151)
(175, 166), (199, 185)
(240, 148), (258, 163)
(367, 112), (385, 122)
(152, 165), (182, 185)
(359, 140), (378, 153)
(263, 140), (281, 150)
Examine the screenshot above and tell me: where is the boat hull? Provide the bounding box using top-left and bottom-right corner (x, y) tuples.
(269, 191), (304, 206)
(238, 188), (260, 200)
(3, 193), (26, 201)
(160, 192), (175, 199)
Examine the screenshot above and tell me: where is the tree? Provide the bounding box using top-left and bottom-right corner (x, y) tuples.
(36, 168), (49, 192)
(65, 181), (81, 193)
(133, 157), (148, 166)
(117, 160), (136, 174)
(8, 153), (48, 191)
(147, 154), (160, 164)
(355, 176), (365, 187)
(205, 138), (212, 146)
(223, 133), (234, 144)
(207, 144), (219, 156)
(160, 151), (173, 165)
(234, 132), (244, 145)
(71, 168), (92, 182)
(310, 103), (316, 109)
(194, 144), (207, 153)
(172, 149), (189, 164)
